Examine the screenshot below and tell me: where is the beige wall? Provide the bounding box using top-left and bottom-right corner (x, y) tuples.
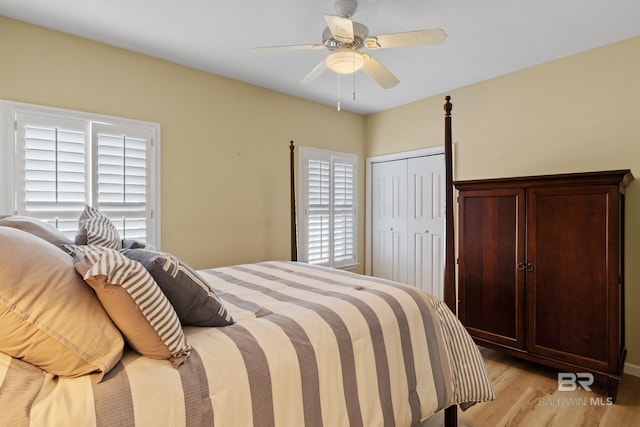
(0, 16), (366, 271)
(2, 14), (639, 367)
(366, 36), (640, 366)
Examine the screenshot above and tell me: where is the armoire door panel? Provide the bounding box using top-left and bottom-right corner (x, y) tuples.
(526, 186), (619, 367)
(458, 189), (526, 349)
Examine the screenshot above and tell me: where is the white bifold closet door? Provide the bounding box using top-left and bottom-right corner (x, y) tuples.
(371, 154), (445, 298)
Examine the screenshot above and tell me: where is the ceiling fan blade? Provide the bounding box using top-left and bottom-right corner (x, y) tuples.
(361, 54), (399, 89)
(324, 15), (354, 43)
(301, 60), (328, 84)
(364, 28), (446, 49)
(255, 43), (325, 51)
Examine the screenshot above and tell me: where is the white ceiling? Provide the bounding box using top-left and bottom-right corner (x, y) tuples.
(1, 0), (639, 115)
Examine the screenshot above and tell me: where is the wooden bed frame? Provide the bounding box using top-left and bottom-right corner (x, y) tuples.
(289, 96), (458, 427)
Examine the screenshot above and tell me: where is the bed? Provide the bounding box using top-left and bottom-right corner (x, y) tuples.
(0, 97), (494, 426)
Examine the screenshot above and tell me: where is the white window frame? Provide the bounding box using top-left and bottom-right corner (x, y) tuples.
(298, 146), (358, 269)
(0, 100), (161, 248)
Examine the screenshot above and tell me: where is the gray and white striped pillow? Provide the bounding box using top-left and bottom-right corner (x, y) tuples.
(71, 245), (190, 367)
(74, 205), (122, 250)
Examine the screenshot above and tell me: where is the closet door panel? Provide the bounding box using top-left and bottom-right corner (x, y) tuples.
(371, 160), (408, 283)
(407, 155), (445, 298)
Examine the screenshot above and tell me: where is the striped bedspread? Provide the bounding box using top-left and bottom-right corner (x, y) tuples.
(0, 261), (494, 426)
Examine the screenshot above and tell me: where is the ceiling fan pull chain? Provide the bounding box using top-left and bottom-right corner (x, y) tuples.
(353, 68), (356, 101)
(337, 73), (342, 111)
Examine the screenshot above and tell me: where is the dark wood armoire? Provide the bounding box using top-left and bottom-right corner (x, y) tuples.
(455, 170), (633, 401)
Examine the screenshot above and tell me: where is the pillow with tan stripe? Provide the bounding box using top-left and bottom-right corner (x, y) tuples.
(70, 245), (191, 367)
(74, 205), (122, 249)
(0, 227), (124, 380)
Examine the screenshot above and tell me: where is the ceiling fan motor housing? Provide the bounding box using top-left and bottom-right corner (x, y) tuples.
(322, 22), (369, 50)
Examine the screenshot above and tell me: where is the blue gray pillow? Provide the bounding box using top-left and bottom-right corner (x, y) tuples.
(120, 249), (234, 327)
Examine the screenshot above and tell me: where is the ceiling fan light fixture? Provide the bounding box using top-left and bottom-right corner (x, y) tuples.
(326, 49), (364, 74)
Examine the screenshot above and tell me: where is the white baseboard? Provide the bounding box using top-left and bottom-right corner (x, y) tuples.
(624, 362), (640, 377)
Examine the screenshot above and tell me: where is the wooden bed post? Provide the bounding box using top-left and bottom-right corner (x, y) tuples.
(443, 96), (455, 314)
(290, 141), (298, 262)
(443, 96), (459, 427)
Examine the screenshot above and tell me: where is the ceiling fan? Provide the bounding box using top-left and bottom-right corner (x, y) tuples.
(256, 0), (446, 89)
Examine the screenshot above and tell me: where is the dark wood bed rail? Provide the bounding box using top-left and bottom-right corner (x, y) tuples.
(288, 96), (458, 426)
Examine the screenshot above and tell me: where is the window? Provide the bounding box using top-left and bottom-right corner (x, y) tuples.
(0, 101), (160, 247)
(298, 147), (357, 268)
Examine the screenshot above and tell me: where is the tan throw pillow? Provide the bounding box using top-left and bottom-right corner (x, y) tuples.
(0, 227), (124, 380)
(0, 215), (74, 249)
(71, 245), (190, 367)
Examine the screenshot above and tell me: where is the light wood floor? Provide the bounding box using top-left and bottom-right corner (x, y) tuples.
(423, 347), (640, 427)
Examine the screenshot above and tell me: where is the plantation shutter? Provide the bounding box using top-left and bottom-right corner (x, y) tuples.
(93, 123), (152, 242)
(15, 113), (88, 234)
(12, 108), (158, 245)
(300, 147), (357, 268)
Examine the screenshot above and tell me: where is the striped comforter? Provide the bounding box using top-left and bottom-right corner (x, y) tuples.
(0, 261), (494, 426)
